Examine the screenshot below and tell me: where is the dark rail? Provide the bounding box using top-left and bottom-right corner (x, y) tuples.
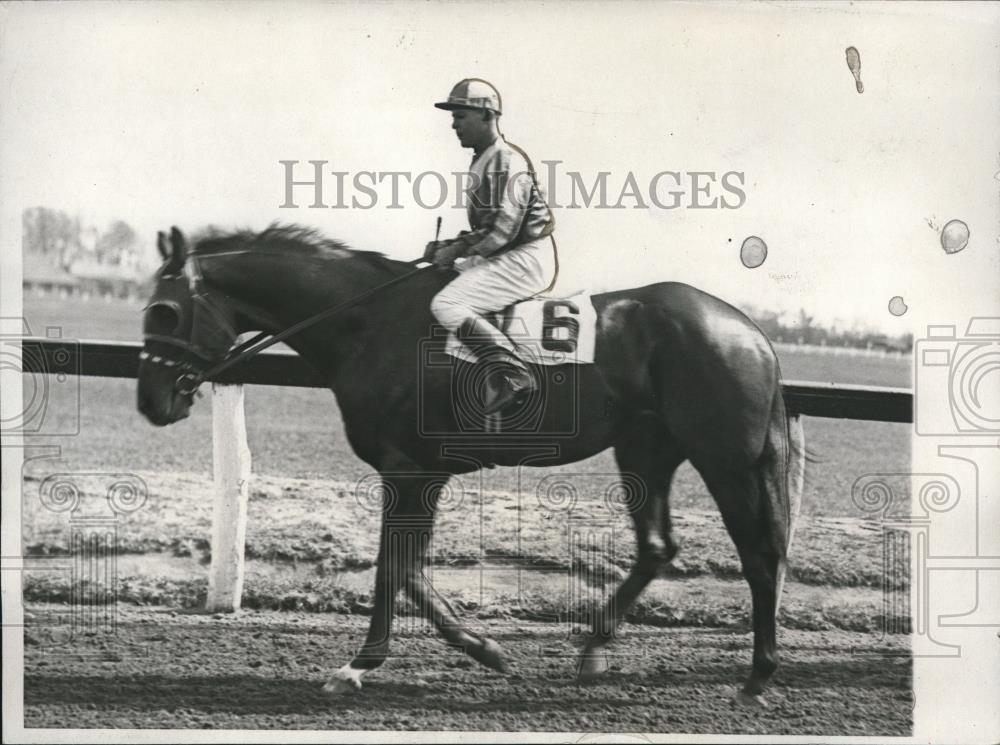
(18, 338), (913, 423)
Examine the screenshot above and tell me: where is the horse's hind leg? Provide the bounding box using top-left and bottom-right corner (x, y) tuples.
(699, 465), (783, 705)
(577, 412), (685, 680)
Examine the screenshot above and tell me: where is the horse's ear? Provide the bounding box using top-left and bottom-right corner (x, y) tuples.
(156, 231), (170, 261)
(168, 226), (187, 266)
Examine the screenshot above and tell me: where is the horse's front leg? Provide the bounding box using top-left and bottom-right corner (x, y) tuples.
(400, 519), (509, 675)
(322, 520), (405, 695)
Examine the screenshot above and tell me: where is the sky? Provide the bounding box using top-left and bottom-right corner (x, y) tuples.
(1, 1), (998, 334)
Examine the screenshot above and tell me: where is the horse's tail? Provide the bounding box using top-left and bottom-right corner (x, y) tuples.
(759, 384), (806, 617)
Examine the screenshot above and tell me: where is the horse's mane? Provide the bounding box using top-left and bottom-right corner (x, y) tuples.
(191, 223), (407, 277)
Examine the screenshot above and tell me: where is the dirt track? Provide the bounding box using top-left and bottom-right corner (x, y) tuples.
(23, 605), (911, 735)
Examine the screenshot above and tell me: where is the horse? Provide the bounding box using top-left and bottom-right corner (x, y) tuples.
(136, 224), (806, 705)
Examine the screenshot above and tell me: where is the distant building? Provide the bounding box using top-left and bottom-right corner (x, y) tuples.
(24, 250), (148, 299)
(22, 251), (80, 295)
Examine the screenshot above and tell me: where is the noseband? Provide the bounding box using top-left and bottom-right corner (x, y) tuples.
(138, 349), (205, 397)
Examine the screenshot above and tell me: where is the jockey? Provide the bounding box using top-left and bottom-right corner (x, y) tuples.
(426, 78), (557, 415)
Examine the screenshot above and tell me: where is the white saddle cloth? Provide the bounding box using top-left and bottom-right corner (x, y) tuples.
(445, 291), (597, 365)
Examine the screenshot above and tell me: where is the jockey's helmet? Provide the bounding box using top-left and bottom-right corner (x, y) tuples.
(434, 78), (502, 115)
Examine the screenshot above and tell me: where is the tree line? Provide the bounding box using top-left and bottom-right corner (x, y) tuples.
(743, 305), (913, 352)
(23, 207), (141, 271)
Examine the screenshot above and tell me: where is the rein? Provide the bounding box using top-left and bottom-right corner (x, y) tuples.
(183, 255), (431, 391)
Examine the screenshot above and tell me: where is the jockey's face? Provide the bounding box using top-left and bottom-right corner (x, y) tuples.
(451, 109), (494, 151)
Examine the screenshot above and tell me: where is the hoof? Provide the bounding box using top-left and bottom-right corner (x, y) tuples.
(576, 650), (609, 682)
(322, 663), (365, 695)
(468, 637), (508, 673)
(733, 689), (767, 708)
(322, 678), (360, 696)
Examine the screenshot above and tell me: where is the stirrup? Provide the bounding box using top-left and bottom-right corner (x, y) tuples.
(482, 365), (536, 415)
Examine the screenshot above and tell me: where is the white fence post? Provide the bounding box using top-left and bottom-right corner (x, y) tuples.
(206, 383), (251, 612)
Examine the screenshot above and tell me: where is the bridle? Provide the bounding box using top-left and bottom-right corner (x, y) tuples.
(137, 348), (206, 398)
(141, 251), (429, 397)
(141, 252), (242, 397)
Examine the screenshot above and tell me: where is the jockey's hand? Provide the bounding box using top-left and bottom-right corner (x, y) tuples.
(423, 240), (440, 263)
(431, 240), (465, 268)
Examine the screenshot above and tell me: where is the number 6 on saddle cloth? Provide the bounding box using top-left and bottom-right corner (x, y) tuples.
(445, 291), (597, 365)
(418, 292), (596, 436)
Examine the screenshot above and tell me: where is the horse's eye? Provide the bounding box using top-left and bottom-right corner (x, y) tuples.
(144, 303), (183, 336)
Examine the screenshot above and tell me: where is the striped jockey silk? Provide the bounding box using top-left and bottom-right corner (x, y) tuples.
(459, 137), (555, 258)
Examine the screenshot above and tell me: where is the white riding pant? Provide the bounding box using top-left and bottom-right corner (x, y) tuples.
(430, 237), (557, 349)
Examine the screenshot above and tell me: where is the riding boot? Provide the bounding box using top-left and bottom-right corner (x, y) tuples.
(457, 317), (538, 415)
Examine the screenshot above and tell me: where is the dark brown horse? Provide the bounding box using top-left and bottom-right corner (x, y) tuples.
(137, 225), (805, 705)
